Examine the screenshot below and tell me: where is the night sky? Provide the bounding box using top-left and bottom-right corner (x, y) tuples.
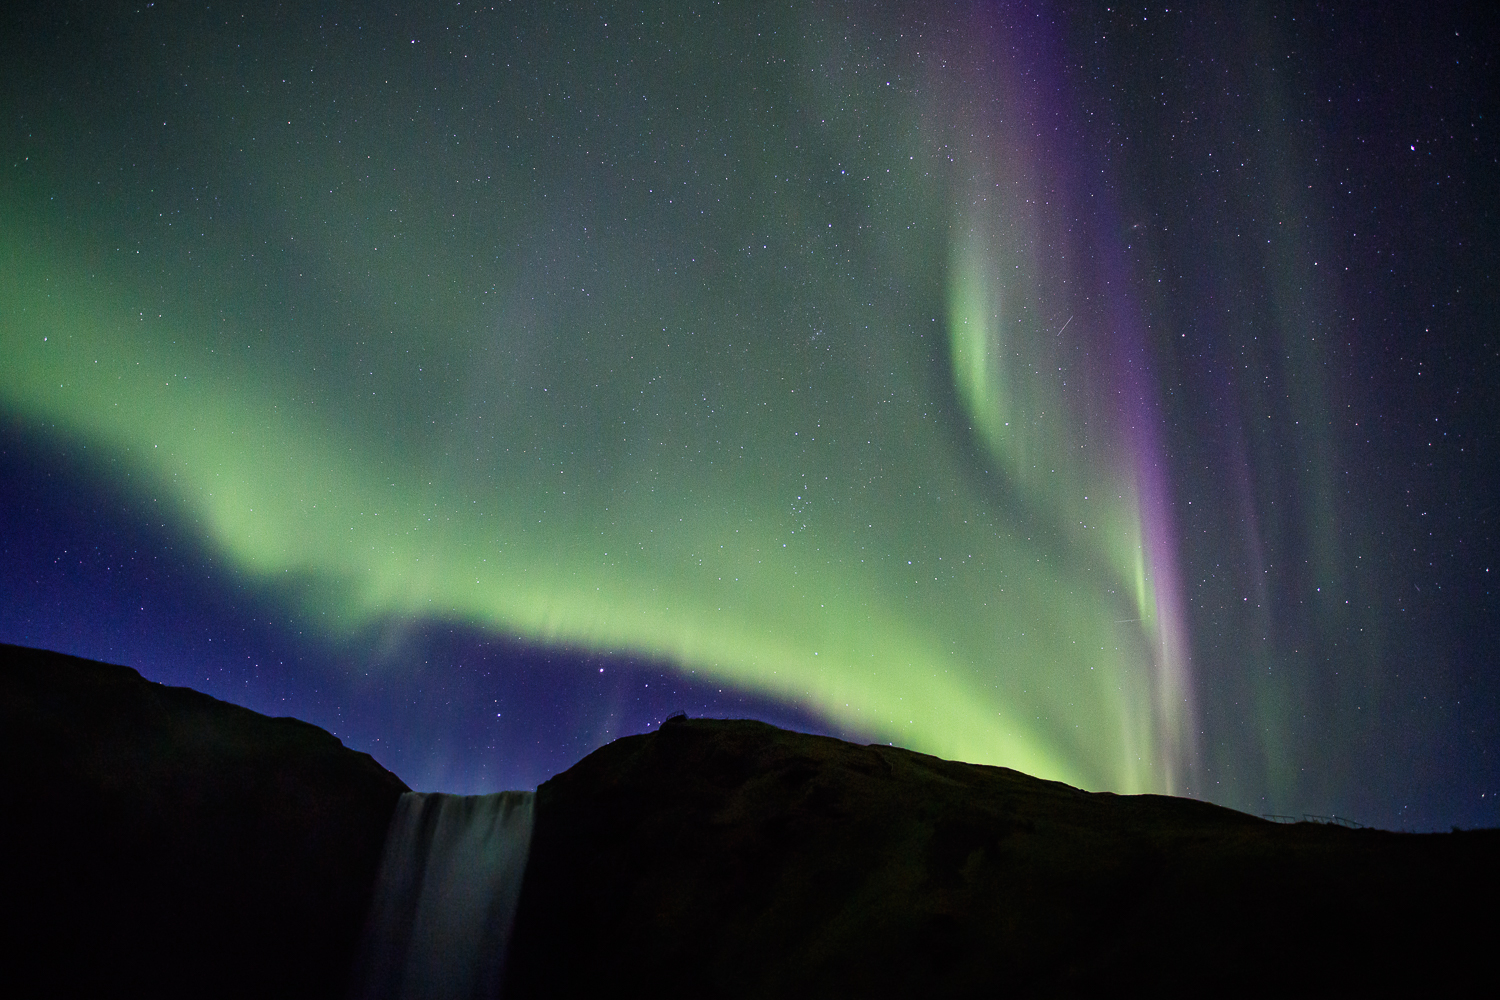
(3, 2), (1496, 831)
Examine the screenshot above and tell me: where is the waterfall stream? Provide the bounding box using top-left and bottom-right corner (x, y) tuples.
(351, 791), (535, 1000)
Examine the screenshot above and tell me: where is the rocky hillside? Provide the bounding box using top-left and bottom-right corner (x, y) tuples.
(5, 643), (1494, 997)
(2, 643), (408, 999)
(506, 715), (1498, 996)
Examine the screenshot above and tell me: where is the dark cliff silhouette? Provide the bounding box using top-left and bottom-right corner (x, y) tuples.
(2, 643), (408, 998)
(4, 642), (1495, 997)
(506, 716), (1497, 995)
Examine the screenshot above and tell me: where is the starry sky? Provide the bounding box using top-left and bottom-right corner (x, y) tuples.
(3, 1), (1496, 830)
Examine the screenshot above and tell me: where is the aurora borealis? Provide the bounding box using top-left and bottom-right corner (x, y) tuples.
(3, 2), (1496, 829)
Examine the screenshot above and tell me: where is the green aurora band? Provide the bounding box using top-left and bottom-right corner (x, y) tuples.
(1, 5), (1196, 792)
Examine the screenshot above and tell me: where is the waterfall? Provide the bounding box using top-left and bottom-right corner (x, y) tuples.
(351, 791), (535, 1000)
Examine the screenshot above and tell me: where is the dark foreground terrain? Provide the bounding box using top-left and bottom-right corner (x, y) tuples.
(509, 717), (1499, 995)
(1, 643), (408, 998)
(4, 643), (1495, 997)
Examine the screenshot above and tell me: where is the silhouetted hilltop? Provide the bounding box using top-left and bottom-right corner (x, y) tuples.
(2, 643), (408, 999)
(507, 715), (1498, 995)
(4, 642), (1494, 997)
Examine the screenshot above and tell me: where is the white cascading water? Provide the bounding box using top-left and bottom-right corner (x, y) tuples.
(350, 791), (535, 1000)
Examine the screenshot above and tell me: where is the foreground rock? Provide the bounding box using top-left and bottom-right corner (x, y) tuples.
(2, 644), (408, 999)
(507, 716), (1497, 996)
(6, 643), (1496, 996)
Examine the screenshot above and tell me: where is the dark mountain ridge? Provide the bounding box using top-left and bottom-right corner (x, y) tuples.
(508, 715), (1497, 995)
(3, 643), (1493, 997)
(2, 643), (408, 998)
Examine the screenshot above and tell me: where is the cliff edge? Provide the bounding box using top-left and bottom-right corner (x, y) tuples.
(1, 643), (408, 999)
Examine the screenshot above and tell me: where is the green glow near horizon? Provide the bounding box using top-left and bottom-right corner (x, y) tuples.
(0, 9), (1187, 793)
(0, 207), (1168, 792)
